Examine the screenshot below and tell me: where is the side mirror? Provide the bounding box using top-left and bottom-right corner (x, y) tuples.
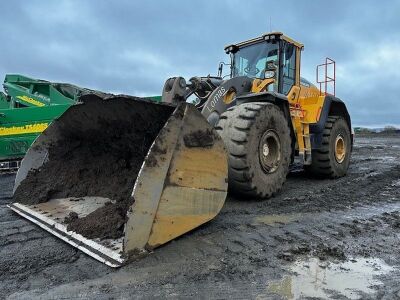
(218, 62), (224, 78)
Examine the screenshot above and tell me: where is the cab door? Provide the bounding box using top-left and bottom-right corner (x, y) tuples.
(279, 42), (300, 103)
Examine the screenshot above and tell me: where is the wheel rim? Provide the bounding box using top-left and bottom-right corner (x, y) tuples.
(334, 134), (346, 163)
(259, 130), (281, 173)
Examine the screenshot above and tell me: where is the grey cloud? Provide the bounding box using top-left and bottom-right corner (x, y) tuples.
(0, 0), (399, 126)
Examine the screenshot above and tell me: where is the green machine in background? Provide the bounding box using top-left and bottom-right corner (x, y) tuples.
(0, 74), (161, 172)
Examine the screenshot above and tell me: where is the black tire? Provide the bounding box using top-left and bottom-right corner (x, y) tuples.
(305, 116), (351, 178)
(215, 103), (291, 199)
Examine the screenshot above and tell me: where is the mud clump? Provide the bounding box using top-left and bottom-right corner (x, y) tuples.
(64, 211), (78, 223)
(278, 243), (346, 262)
(66, 200), (130, 240)
(13, 94), (175, 239)
(183, 129), (215, 147)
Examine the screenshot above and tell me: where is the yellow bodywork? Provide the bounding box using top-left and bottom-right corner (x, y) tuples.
(251, 78), (275, 93)
(297, 84), (325, 124)
(290, 82), (326, 158)
(249, 77), (325, 158)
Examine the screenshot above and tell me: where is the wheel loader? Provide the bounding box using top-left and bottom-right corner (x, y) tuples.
(9, 32), (352, 267)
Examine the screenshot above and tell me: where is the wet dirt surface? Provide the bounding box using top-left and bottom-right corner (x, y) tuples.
(1, 134), (400, 299)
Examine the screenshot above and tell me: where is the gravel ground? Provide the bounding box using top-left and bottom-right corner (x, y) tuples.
(1, 134), (400, 299)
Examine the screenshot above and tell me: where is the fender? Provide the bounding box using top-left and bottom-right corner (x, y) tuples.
(208, 89), (294, 143)
(235, 91), (291, 122)
(310, 94), (352, 149)
(235, 91), (289, 105)
(201, 76), (253, 126)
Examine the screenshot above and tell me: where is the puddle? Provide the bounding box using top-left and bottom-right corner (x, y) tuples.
(255, 213), (300, 226)
(262, 257), (394, 299)
(377, 156), (396, 162)
(391, 179), (400, 187)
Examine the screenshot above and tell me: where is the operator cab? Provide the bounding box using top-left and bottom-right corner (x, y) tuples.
(225, 32), (303, 96)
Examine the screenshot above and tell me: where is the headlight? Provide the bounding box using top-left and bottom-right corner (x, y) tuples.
(264, 70), (275, 79)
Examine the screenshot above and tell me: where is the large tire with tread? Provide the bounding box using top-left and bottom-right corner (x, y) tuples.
(305, 116), (351, 178)
(215, 103), (291, 199)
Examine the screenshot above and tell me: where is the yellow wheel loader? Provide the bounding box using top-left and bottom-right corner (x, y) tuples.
(9, 32), (352, 267)
(163, 32), (352, 197)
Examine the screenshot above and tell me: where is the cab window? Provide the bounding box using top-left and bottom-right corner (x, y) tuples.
(233, 42), (279, 79)
(282, 43), (296, 95)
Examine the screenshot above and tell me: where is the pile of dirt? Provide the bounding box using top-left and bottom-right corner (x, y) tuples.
(13, 94), (175, 239)
(66, 199), (131, 239)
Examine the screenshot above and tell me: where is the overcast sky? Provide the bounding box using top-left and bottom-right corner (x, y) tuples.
(1, 0), (399, 127)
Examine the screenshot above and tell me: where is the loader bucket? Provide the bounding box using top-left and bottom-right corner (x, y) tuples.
(9, 94), (228, 267)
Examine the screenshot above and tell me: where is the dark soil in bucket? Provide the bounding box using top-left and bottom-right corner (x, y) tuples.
(66, 199), (132, 240)
(13, 94), (175, 240)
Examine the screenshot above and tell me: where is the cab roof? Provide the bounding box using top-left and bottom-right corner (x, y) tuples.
(225, 32), (304, 54)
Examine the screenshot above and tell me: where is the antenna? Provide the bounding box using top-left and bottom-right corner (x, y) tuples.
(269, 17), (272, 32)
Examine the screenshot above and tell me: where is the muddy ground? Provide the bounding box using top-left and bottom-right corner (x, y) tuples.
(1, 134), (400, 299)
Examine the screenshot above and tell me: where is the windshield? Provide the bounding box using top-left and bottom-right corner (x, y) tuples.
(232, 42), (279, 78)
